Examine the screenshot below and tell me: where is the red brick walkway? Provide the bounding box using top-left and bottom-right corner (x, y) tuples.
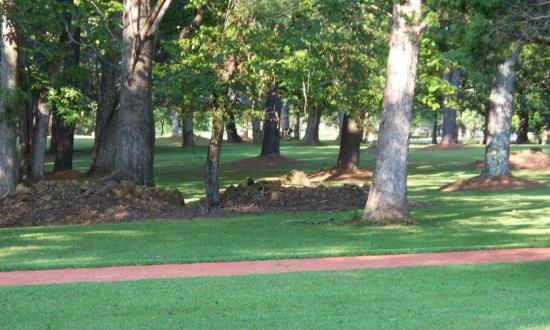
(1, 248), (549, 287)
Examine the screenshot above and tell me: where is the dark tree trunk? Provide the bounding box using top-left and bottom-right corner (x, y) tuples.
(336, 113), (363, 170)
(225, 112), (243, 143)
(482, 102), (490, 145)
(515, 92), (529, 144)
(260, 87), (282, 156)
(182, 110), (194, 147)
(31, 96), (50, 181)
(440, 67), (460, 145)
(303, 106), (321, 144)
(112, 1), (157, 185)
(363, 0), (421, 224)
(0, 3), (18, 198)
(431, 111), (438, 144)
(482, 51), (519, 177)
(293, 108), (300, 140)
(89, 55), (118, 175)
(205, 107), (223, 207)
(53, 22), (81, 172)
(252, 117), (262, 144)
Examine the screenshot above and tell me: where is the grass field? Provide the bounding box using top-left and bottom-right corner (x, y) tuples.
(1, 139), (549, 271)
(2, 261), (549, 329)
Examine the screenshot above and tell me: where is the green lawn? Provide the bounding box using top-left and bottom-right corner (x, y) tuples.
(2, 261), (549, 329)
(1, 140), (548, 271)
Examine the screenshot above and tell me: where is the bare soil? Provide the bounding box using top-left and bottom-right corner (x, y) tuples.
(308, 167), (373, 183)
(467, 148), (550, 171)
(440, 174), (544, 192)
(422, 143), (470, 151)
(227, 155), (297, 168)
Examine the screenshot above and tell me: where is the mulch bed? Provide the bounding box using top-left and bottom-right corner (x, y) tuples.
(440, 174), (544, 192)
(467, 148), (550, 171)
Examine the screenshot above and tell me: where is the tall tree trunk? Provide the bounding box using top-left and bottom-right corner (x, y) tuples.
(431, 111), (438, 144)
(0, 0), (18, 198)
(440, 67), (460, 145)
(205, 106), (223, 207)
(225, 112), (243, 143)
(18, 95), (32, 182)
(515, 91), (529, 144)
(482, 51), (519, 177)
(53, 19), (81, 172)
(363, 0), (421, 224)
(89, 55), (118, 175)
(336, 113), (363, 170)
(303, 106), (321, 144)
(171, 112), (179, 137)
(260, 87), (282, 156)
(182, 110), (194, 147)
(31, 96), (50, 181)
(113, 0), (157, 185)
(293, 108), (300, 140)
(252, 117), (262, 144)
(336, 111), (345, 142)
(280, 104), (290, 138)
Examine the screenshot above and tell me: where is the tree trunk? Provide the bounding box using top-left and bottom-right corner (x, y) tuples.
(336, 111), (345, 142)
(260, 87), (282, 156)
(440, 67), (460, 145)
(89, 55), (118, 175)
(225, 112), (243, 143)
(182, 110), (194, 147)
(113, 0), (157, 185)
(205, 107), (223, 207)
(303, 106), (321, 144)
(336, 113), (363, 170)
(515, 92), (529, 144)
(0, 1), (18, 198)
(293, 108), (300, 140)
(18, 95), (32, 182)
(252, 117), (262, 144)
(280, 105), (290, 138)
(48, 115), (57, 154)
(31, 96), (50, 181)
(482, 51), (519, 177)
(363, 0), (421, 224)
(53, 23), (81, 172)
(431, 111), (438, 144)
(171, 112), (179, 137)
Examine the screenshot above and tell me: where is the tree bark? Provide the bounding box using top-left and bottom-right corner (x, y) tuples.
(18, 95), (32, 182)
(171, 112), (179, 137)
(363, 0), (421, 224)
(303, 106), (321, 144)
(336, 111), (345, 142)
(182, 110), (194, 147)
(336, 113), (363, 170)
(293, 108), (300, 140)
(431, 111), (438, 144)
(205, 106), (223, 207)
(0, 0), (18, 198)
(30, 96), (50, 181)
(482, 51), (519, 177)
(112, 0), (163, 185)
(515, 92), (529, 144)
(225, 112), (243, 143)
(280, 104), (290, 138)
(89, 55), (118, 175)
(252, 117), (262, 144)
(440, 67), (460, 145)
(260, 87), (282, 156)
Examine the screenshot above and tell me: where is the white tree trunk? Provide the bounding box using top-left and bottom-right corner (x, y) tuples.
(0, 0), (19, 198)
(363, 0), (422, 224)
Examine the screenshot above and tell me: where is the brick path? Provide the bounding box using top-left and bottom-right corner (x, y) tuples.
(1, 247), (549, 287)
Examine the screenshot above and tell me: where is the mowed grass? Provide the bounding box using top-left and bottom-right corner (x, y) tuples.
(2, 261), (550, 329)
(0, 139), (549, 271)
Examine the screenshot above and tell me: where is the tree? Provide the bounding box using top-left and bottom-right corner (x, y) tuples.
(111, 0), (173, 185)
(260, 86), (282, 156)
(440, 67), (460, 145)
(363, 0), (422, 224)
(336, 112), (363, 170)
(482, 48), (519, 177)
(0, 0), (18, 198)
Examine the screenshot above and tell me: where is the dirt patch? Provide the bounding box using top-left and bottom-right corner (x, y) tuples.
(308, 167), (373, 183)
(0, 180), (199, 228)
(227, 155), (297, 168)
(467, 148), (550, 171)
(440, 174), (544, 192)
(422, 143), (470, 151)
